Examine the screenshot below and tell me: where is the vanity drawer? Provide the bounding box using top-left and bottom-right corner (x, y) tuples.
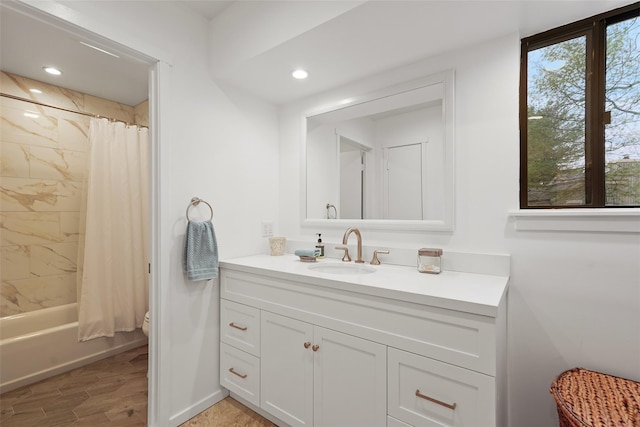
(221, 299), (260, 356)
(388, 348), (495, 427)
(220, 342), (260, 406)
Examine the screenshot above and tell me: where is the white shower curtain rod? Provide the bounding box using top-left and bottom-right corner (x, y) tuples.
(0, 92), (148, 129)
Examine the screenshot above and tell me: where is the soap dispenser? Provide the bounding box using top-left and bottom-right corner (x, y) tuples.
(315, 233), (325, 258)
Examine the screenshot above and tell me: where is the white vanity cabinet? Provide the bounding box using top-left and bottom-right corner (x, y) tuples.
(261, 311), (387, 427)
(219, 255), (508, 427)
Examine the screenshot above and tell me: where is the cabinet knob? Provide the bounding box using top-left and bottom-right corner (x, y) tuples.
(304, 341), (311, 349)
(312, 344), (320, 352)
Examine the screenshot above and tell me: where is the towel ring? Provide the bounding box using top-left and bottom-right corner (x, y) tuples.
(186, 197), (213, 221)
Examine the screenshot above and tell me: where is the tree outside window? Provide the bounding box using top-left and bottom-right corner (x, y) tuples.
(521, 5), (639, 208)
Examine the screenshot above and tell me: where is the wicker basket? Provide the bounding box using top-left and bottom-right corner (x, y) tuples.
(550, 368), (640, 427)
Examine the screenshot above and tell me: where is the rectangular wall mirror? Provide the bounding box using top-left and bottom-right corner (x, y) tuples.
(304, 69), (454, 231)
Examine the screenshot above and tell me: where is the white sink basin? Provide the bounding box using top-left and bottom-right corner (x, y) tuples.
(308, 263), (376, 275)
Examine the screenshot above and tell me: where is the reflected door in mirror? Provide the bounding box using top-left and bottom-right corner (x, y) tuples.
(384, 143), (423, 220)
(340, 135), (369, 219)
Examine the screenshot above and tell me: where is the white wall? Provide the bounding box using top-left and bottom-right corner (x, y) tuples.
(280, 34), (519, 250)
(20, 1), (279, 425)
(279, 33), (640, 427)
(306, 122), (339, 219)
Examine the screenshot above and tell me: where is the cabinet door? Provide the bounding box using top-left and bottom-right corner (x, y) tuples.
(261, 311), (314, 427)
(313, 326), (387, 427)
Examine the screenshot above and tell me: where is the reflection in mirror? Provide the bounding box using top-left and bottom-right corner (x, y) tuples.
(340, 134), (370, 219)
(305, 70), (454, 230)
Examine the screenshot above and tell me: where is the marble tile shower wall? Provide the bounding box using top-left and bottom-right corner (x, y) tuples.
(0, 71), (148, 317)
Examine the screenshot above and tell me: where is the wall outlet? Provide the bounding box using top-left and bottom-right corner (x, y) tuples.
(261, 221), (273, 237)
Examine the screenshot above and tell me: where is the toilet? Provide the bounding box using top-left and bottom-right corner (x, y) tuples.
(142, 311), (149, 337)
(142, 311), (150, 378)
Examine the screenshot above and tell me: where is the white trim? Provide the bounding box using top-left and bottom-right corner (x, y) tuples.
(148, 60), (167, 427)
(169, 389), (228, 426)
(302, 218), (453, 232)
(509, 208), (640, 233)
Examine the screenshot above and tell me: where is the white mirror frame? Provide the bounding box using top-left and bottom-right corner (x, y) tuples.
(301, 69), (455, 232)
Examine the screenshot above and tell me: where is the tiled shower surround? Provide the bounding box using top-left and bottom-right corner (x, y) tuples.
(0, 71), (148, 317)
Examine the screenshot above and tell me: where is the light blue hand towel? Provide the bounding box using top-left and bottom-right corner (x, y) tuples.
(184, 220), (219, 281)
(294, 248), (320, 257)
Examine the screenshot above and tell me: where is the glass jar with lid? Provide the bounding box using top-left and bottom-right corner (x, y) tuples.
(417, 248), (443, 274)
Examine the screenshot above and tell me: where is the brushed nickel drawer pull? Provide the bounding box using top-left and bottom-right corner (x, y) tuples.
(304, 342), (311, 349)
(415, 389), (457, 410)
(312, 344), (320, 352)
(229, 322), (248, 331)
(229, 368), (247, 379)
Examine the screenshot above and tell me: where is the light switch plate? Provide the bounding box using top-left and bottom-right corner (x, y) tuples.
(261, 221), (273, 237)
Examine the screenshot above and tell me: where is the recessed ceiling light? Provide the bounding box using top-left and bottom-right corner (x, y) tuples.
(29, 88), (43, 94)
(43, 67), (62, 76)
(79, 41), (120, 58)
(291, 69), (309, 80)
(24, 111), (40, 119)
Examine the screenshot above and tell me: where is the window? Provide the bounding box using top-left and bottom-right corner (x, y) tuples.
(520, 3), (640, 208)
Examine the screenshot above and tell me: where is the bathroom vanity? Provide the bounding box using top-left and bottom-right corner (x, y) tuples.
(219, 255), (508, 427)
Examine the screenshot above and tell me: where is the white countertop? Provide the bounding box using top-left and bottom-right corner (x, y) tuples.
(219, 255), (509, 317)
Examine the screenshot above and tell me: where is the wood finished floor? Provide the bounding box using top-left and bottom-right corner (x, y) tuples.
(0, 345), (275, 426)
(180, 397), (276, 427)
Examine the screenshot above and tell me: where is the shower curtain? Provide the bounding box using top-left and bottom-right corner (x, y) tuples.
(77, 118), (149, 341)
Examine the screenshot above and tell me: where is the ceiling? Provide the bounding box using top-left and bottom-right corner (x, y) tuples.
(1, 1), (635, 107)
(180, 0), (234, 20)
(205, 0), (636, 104)
(0, 5), (150, 106)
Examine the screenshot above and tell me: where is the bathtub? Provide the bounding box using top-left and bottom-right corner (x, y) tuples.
(0, 303), (147, 393)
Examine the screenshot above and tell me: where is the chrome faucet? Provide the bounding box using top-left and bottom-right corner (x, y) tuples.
(341, 227), (364, 263)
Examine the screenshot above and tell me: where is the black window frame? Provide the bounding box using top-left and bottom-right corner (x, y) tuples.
(520, 2), (640, 209)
